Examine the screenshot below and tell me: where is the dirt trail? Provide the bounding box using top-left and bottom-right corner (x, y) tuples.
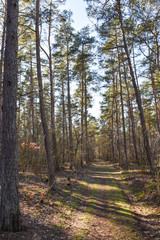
(0, 160), (148, 240)
(65, 160), (146, 240)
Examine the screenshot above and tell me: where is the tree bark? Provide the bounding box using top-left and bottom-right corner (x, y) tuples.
(36, 0), (55, 187)
(0, 1), (7, 166)
(117, 0), (155, 174)
(0, 0), (21, 231)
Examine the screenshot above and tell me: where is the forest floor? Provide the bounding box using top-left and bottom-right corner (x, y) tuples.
(0, 160), (160, 240)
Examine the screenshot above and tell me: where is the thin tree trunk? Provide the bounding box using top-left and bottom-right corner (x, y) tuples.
(114, 72), (121, 166)
(64, 106), (69, 161)
(155, 27), (160, 71)
(62, 75), (65, 164)
(48, 5), (59, 170)
(111, 90), (115, 163)
(36, 0), (55, 187)
(17, 95), (21, 137)
(28, 50), (35, 170)
(84, 71), (89, 164)
(148, 48), (160, 134)
(0, 0), (20, 231)
(66, 42), (74, 168)
(128, 117), (132, 160)
(117, 0), (155, 174)
(30, 47), (35, 141)
(49, 46), (59, 170)
(132, 44), (140, 89)
(28, 101), (32, 169)
(35, 93), (39, 141)
(81, 53), (84, 168)
(122, 49), (139, 165)
(116, 38), (129, 169)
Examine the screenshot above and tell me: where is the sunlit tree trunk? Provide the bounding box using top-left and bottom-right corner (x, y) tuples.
(114, 71), (121, 166)
(84, 71), (89, 164)
(36, 0), (55, 187)
(122, 50), (139, 165)
(116, 37), (129, 169)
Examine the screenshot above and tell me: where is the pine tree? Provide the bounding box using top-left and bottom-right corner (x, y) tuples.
(35, 0), (55, 187)
(73, 27), (95, 166)
(0, 0), (21, 231)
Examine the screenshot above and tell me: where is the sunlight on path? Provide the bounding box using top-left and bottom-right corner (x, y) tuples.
(69, 160), (146, 240)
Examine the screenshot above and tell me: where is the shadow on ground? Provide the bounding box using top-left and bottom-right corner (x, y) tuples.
(1, 160), (158, 239)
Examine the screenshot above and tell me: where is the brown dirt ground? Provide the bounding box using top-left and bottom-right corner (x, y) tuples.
(0, 160), (159, 240)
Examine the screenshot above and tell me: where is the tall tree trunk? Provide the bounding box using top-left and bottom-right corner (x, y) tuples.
(66, 41), (74, 168)
(17, 95), (21, 138)
(122, 49), (139, 165)
(36, 0), (55, 187)
(64, 106), (69, 161)
(28, 102), (32, 169)
(114, 71), (121, 166)
(111, 89), (115, 162)
(81, 53), (84, 168)
(0, 1), (6, 165)
(62, 75), (65, 164)
(132, 43), (140, 89)
(35, 93), (39, 141)
(48, 5), (59, 170)
(117, 0), (155, 174)
(128, 117), (132, 160)
(148, 48), (160, 134)
(0, 0), (20, 231)
(28, 50), (35, 170)
(30, 47), (35, 142)
(84, 70), (89, 164)
(155, 26), (160, 72)
(116, 38), (129, 169)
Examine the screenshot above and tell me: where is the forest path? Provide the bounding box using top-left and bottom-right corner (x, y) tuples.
(0, 160), (148, 240)
(64, 160), (145, 240)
